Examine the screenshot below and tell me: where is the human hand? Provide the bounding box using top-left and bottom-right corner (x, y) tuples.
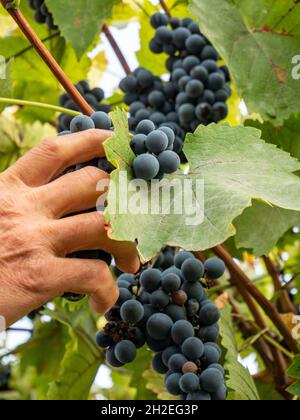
(0, 129), (140, 327)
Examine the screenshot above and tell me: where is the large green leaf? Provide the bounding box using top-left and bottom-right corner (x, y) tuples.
(234, 201), (300, 256)
(189, 0), (300, 125)
(105, 111), (300, 261)
(219, 305), (260, 400)
(45, 308), (103, 401)
(46, 0), (121, 58)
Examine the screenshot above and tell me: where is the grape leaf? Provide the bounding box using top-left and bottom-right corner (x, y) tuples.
(234, 201), (300, 256)
(46, 0), (121, 58)
(189, 0), (300, 125)
(105, 110), (300, 262)
(46, 308), (103, 400)
(219, 305), (260, 400)
(287, 355), (300, 397)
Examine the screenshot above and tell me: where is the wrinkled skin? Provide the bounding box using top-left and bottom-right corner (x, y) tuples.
(0, 129), (140, 326)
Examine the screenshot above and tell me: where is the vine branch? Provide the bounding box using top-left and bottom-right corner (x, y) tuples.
(213, 245), (299, 354)
(0, 0), (93, 115)
(158, 0), (172, 18)
(0, 97), (81, 116)
(102, 24), (132, 76)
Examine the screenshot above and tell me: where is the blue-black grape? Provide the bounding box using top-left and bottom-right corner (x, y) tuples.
(130, 134), (147, 155)
(199, 303), (220, 326)
(146, 130), (169, 154)
(201, 45), (219, 61)
(209, 363), (225, 375)
(173, 27), (191, 49)
(120, 300), (144, 324)
(133, 154), (160, 180)
(156, 26), (173, 43)
(181, 281), (205, 301)
(171, 320), (195, 344)
(131, 327), (146, 348)
(96, 331), (113, 348)
(140, 268), (162, 292)
(91, 111), (111, 130)
(204, 258), (226, 279)
(207, 72), (225, 91)
(165, 372), (182, 395)
(211, 384), (227, 401)
(199, 368), (224, 393)
(136, 119), (156, 135)
(106, 346), (124, 368)
(150, 13), (169, 29)
(179, 373), (200, 393)
(181, 258), (205, 283)
(162, 345), (181, 366)
(147, 313), (174, 340)
(152, 352), (169, 374)
(198, 324), (219, 342)
(182, 56), (200, 73)
(117, 288), (133, 306)
(70, 115), (95, 133)
(203, 343), (221, 364)
(182, 337), (204, 360)
(159, 126), (175, 148)
(158, 150), (180, 174)
(186, 80), (204, 98)
(185, 34), (206, 55)
(162, 273), (181, 293)
(150, 289), (170, 309)
(115, 340), (137, 364)
(174, 251), (195, 269)
(179, 103), (195, 123)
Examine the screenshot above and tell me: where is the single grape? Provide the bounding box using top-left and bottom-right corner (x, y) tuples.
(215, 88), (229, 102)
(182, 361), (198, 374)
(195, 103), (212, 120)
(179, 373), (200, 393)
(181, 258), (205, 283)
(148, 90), (165, 108)
(152, 352), (168, 374)
(158, 150), (180, 174)
(162, 273), (181, 293)
(138, 290), (151, 304)
(185, 34), (206, 55)
(150, 112), (166, 126)
(106, 347), (124, 368)
(137, 69), (154, 88)
(117, 279), (130, 289)
(162, 345), (181, 366)
(135, 109), (151, 122)
(120, 75), (138, 92)
(115, 340), (137, 364)
(130, 101), (145, 116)
(96, 331), (113, 348)
(158, 126), (175, 148)
(171, 320), (194, 344)
(174, 251), (194, 269)
(186, 80), (204, 98)
(204, 258), (226, 279)
(147, 313), (174, 340)
(176, 92), (190, 106)
(201, 45), (219, 61)
(165, 372), (182, 395)
(140, 268), (162, 292)
(133, 154), (160, 181)
(117, 288), (132, 306)
(70, 115), (95, 133)
(182, 17), (193, 27)
(179, 103), (195, 123)
(209, 363), (225, 375)
(91, 87), (105, 102)
(149, 38), (163, 54)
(208, 72), (225, 91)
(211, 102), (229, 121)
(145, 130), (169, 155)
(91, 111), (112, 130)
(178, 75), (192, 91)
(120, 300), (144, 324)
(198, 324), (219, 342)
(202, 59), (219, 73)
(131, 327), (146, 348)
(130, 134), (147, 155)
(182, 56), (200, 73)
(168, 353), (188, 372)
(190, 65), (209, 82)
(136, 119), (156, 135)
(182, 337), (204, 360)
(199, 303), (220, 326)
(172, 68), (188, 85)
(150, 12), (169, 29)
(156, 26), (173, 43)
(164, 304), (187, 322)
(172, 291), (188, 306)
(173, 27), (191, 49)
(118, 273), (136, 284)
(150, 289), (170, 309)
(188, 22), (201, 34)
(199, 368), (224, 393)
(203, 343), (221, 364)
(201, 89), (216, 105)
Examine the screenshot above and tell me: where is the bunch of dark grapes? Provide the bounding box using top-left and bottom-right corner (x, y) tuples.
(28, 0), (57, 30)
(120, 14), (231, 160)
(96, 248), (227, 401)
(57, 80), (111, 133)
(131, 120), (180, 181)
(58, 112), (115, 301)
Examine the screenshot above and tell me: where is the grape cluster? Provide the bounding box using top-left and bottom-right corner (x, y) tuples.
(119, 14), (231, 160)
(131, 120), (180, 181)
(28, 0), (57, 30)
(58, 112), (115, 301)
(96, 248), (227, 401)
(57, 80), (111, 133)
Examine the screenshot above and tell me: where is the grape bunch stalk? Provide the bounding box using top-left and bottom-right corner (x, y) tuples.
(119, 13), (231, 161)
(96, 248), (227, 401)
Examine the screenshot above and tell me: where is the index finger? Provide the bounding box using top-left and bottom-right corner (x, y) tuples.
(8, 129), (112, 187)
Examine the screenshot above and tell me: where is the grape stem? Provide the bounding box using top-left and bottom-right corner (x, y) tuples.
(102, 24), (132, 76)
(0, 0), (93, 116)
(0, 97), (81, 116)
(263, 255), (296, 314)
(158, 0), (172, 18)
(213, 245), (299, 354)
